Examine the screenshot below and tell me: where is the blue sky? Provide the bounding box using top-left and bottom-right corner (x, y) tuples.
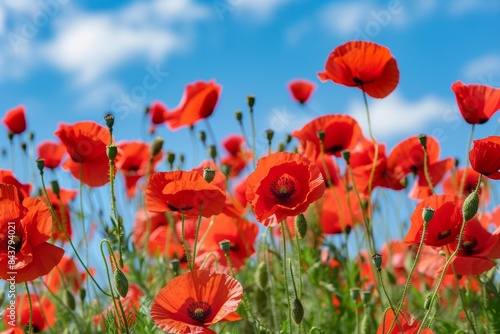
(2, 0), (500, 178)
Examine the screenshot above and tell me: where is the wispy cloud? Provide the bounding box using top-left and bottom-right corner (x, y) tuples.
(461, 54), (500, 86)
(230, 0), (290, 22)
(446, 0), (500, 16)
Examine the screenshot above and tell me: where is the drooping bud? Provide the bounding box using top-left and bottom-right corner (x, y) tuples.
(203, 166), (216, 183)
(292, 298), (304, 324)
(254, 262), (268, 291)
(462, 191), (479, 222)
(113, 268), (129, 298)
(295, 213), (308, 239)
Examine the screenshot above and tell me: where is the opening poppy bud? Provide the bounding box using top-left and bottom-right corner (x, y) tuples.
(113, 268), (129, 298)
(208, 145), (217, 160)
(36, 158), (45, 172)
(422, 206), (435, 224)
(64, 289), (76, 310)
(199, 131), (207, 145)
(295, 213), (308, 239)
(292, 298), (304, 325)
(418, 134), (427, 148)
(234, 110), (243, 122)
(203, 166), (216, 183)
(361, 290), (371, 304)
(28, 132), (34, 141)
(51, 180), (60, 197)
(20, 142), (27, 153)
(371, 253), (382, 271)
(254, 262), (268, 291)
(219, 239), (231, 254)
(462, 191), (479, 222)
(265, 129), (274, 143)
(247, 95), (255, 109)
(341, 150), (351, 163)
(350, 288), (360, 301)
(317, 129), (325, 141)
(107, 145), (118, 161)
(79, 288), (86, 302)
(8, 132), (14, 140)
(151, 137), (164, 157)
(104, 113), (115, 130)
(277, 142), (285, 152)
(170, 259), (180, 274)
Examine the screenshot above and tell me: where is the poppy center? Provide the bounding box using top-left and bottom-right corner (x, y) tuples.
(167, 203), (194, 212)
(187, 301), (212, 324)
(437, 229), (451, 240)
(462, 237), (478, 255)
(270, 175), (296, 201)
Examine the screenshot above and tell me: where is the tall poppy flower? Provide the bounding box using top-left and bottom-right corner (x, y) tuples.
(36, 140), (66, 169)
(469, 136), (500, 179)
(0, 184), (64, 283)
(195, 213), (258, 273)
(377, 309), (434, 334)
(149, 101), (168, 125)
(220, 135), (252, 178)
(404, 194), (463, 247)
(442, 167), (489, 202)
(151, 269), (243, 334)
(246, 152), (325, 227)
(319, 186), (362, 235)
(116, 140), (162, 198)
(146, 171), (226, 218)
(288, 79), (316, 104)
(2, 105), (27, 135)
(0, 170), (31, 202)
(55, 121), (115, 187)
(3, 294), (56, 332)
(451, 81), (500, 124)
(165, 80), (221, 130)
(292, 114), (362, 157)
(318, 41), (399, 99)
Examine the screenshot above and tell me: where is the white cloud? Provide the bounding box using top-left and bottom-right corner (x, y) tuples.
(349, 93), (451, 140)
(41, 0), (210, 86)
(231, 0), (290, 21)
(461, 54), (500, 86)
(447, 0), (500, 15)
(319, 2), (374, 37)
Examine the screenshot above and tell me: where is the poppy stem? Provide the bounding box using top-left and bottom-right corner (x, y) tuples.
(280, 221), (292, 334)
(191, 204), (204, 270)
(459, 124), (476, 197)
(24, 282), (33, 333)
(180, 211), (194, 271)
(420, 139), (436, 195)
(108, 146), (124, 268)
(248, 103), (257, 169)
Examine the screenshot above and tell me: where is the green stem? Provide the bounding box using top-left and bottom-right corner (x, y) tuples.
(108, 152), (123, 268)
(180, 211), (193, 271)
(191, 204), (204, 270)
(24, 282), (33, 333)
(281, 221), (292, 334)
(421, 143), (436, 195)
(249, 106), (257, 169)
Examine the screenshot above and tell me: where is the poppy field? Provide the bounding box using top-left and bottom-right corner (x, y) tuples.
(2, 39), (500, 334)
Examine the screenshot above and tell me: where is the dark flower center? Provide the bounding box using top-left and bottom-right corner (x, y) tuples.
(270, 175), (296, 201)
(325, 145), (344, 154)
(437, 230), (451, 240)
(167, 203), (193, 212)
(187, 301), (212, 324)
(462, 237), (478, 255)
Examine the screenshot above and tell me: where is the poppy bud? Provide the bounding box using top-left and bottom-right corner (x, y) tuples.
(107, 145), (118, 161)
(170, 259), (180, 274)
(341, 150), (350, 163)
(79, 288), (86, 302)
(422, 206), (435, 225)
(350, 288), (360, 301)
(28, 132), (34, 141)
(199, 131), (206, 145)
(295, 213), (308, 239)
(265, 129), (274, 142)
(317, 130), (325, 141)
(104, 114), (115, 131)
(423, 293), (433, 310)
(203, 166), (216, 183)
(51, 180), (60, 197)
(221, 164), (231, 177)
(438, 250), (447, 257)
(254, 262), (268, 291)
(179, 153), (185, 164)
(247, 95), (255, 109)
(64, 289), (76, 310)
(292, 298), (304, 325)
(8, 132), (14, 141)
(36, 158), (45, 172)
(361, 290), (371, 304)
(113, 268), (129, 298)
(418, 134), (427, 148)
(166, 151), (175, 168)
(208, 145), (217, 160)
(462, 191), (479, 222)
(254, 287), (267, 314)
(151, 137), (164, 157)
(277, 142), (285, 152)
(20, 142), (27, 153)
(285, 133), (292, 144)
(144, 106), (150, 115)
(234, 110), (243, 122)
(219, 239), (231, 254)
(371, 253), (382, 271)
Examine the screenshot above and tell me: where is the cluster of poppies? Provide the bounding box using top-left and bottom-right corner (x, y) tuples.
(2, 40), (500, 333)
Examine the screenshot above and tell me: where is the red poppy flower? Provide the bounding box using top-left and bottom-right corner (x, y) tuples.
(146, 171), (226, 217)
(165, 80), (221, 130)
(151, 269), (243, 334)
(40, 188), (77, 242)
(149, 101), (168, 125)
(246, 152), (325, 227)
(451, 81), (500, 124)
(319, 186), (362, 235)
(442, 167), (489, 202)
(0, 184), (65, 282)
(148, 224), (186, 259)
(404, 194), (463, 247)
(220, 135), (252, 177)
(2, 105), (27, 135)
(387, 136), (440, 179)
(292, 114), (362, 157)
(132, 208), (169, 250)
(469, 136), (500, 179)
(192, 160), (226, 192)
(288, 79), (316, 104)
(3, 294), (56, 331)
(195, 213), (258, 273)
(377, 309), (434, 334)
(36, 140), (66, 169)
(44, 255), (85, 294)
(408, 157), (455, 200)
(55, 121), (116, 187)
(318, 41), (399, 99)
(0, 170), (31, 202)
(116, 140), (162, 198)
